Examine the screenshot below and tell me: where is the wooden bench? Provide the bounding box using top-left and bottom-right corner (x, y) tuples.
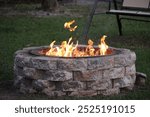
(106, 0), (150, 35)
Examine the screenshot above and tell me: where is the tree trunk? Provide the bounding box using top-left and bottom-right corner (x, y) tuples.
(41, 0), (59, 11)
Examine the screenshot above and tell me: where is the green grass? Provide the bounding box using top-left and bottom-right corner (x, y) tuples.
(0, 4), (150, 99)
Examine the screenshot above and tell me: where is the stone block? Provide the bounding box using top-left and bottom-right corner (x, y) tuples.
(130, 52), (136, 61)
(54, 81), (63, 90)
(42, 90), (66, 97)
(32, 80), (55, 91)
(62, 81), (85, 91)
(114, 52), (136, 67)
(20, 82), (37, 94)
(117, 75), (136, 88)
(31, 57), (57, 70)
(23, 67), (37, 78)
(135, 72), (147, 86)
(57, 58), (87, 71)
(87, 79), (112, 90)
(112, 78), (121, 88)
(103, 67), (125, 79)
(69, 90), (97, 97)
(14, 76), (24, 88)
(87, 56), (114, 70)
(97, 89), (107, 95)
(73, 70), (103, 81)
(14, 65), (24, 77)
(15, 54), (32, 67)
(45, 70), (72, 81)
(104, 88), (120, 96)
(126, 64), (136, 76)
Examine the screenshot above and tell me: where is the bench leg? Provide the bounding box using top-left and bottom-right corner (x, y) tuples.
(116, 15), (122, 36)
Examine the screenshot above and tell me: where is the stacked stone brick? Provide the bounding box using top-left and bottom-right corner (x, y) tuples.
(14, 46), (136, 97)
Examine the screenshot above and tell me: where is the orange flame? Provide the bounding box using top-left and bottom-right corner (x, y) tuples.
(46, 37), (78, 57)
(99, 35), (108, 55)
(86, 39), (95, 56)
(45, 35), (108, 57)
(64, 20), (78, 32)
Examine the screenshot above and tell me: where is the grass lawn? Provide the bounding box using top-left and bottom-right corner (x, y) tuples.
(0, 3), (150, 99)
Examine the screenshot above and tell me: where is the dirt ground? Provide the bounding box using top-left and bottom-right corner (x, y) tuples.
(0, 80), (26, 100)
(0, 80), (54, 100)
(0, 80), (20, 99)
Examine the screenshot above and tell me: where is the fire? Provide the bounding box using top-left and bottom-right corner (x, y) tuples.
(99, 35), (108, 55)
(45, 36), (108, 57)
(44, 20), (109, 57)
(64, 20), (78, 32)
(86, 39), (95, 56)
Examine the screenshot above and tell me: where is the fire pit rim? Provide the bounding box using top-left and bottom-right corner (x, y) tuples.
(29, 45), (122, 59)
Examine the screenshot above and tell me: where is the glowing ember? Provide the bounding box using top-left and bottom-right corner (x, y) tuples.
(43, 20), (109, 57)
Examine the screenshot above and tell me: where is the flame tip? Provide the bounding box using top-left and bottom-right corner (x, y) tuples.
(64, 20), (77, 32)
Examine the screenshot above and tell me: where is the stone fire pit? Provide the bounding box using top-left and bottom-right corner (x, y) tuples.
(14, 46), (136, 97)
